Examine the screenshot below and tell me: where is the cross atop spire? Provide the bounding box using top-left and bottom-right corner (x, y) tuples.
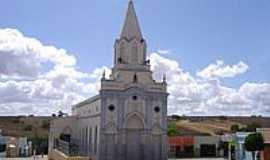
(120, 0), (143, 40)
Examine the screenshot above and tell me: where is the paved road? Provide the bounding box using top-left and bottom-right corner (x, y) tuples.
(4, 157), (226, 160)
(169, 158), (226, 160)
(3, 156), (47, 160)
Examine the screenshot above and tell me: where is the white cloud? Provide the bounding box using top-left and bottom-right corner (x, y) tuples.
(0, 28), (269, 116)
(0, 28), (76, 78)
(0, 28), (100, 115)
(149, 53), (270, 116)
(157, 49), (171, 55)
(197, 60), (249, 79)
(89, 66), (111, 79)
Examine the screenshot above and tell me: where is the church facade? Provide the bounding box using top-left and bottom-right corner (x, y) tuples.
(49, 1), (168, 160)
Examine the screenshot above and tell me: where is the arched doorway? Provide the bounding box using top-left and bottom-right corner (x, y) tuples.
(125, 114), (144, 160)
(60, 127), (72, 142)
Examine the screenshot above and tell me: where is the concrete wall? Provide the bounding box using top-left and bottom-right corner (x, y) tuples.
(48, 117), (77, 154)
(76, 116), (101, 159)
(72, 97), (101, 117)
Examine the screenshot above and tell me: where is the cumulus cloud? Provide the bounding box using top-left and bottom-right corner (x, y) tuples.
(0, 28), (103, 115)
(149, 53), (270, 116)
(197, 60), (249, 79)
(0, 28), (269, 116)
(157, 49), (171, 55)
(0, 28), (76, 78)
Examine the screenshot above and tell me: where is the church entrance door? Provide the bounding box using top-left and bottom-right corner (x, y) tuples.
(126, 129), (142, 160)
(125, 114), (144, 160)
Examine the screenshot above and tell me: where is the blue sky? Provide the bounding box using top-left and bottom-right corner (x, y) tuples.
(1, 0), (269, 87)
(0, 0), (270, 115)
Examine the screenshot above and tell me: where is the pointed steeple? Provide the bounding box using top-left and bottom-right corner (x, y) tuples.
(120, 0), (143, 40)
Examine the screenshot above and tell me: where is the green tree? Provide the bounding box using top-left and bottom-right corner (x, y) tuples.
(244, 133), (264, 160)
(246, 122), (262, 132)
(168, 122), (179, 136)
(171, 115), (182, 121)
(24, 124), (32, 131)
(231, 124), (240, 133)
(41, 120), (50, 129)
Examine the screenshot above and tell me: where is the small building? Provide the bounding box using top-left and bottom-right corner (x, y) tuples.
(6, 137), (17, 158)
(17, 137), (32, 157)
(0, 129), (32, 158)
(257, 128), (270, 160)
(194, 136), (221, 158)
(168, 136), (194, 158)
(0, 134), (11, 158)
(221, 134), (236, 160)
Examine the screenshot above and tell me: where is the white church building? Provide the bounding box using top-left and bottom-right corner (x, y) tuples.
(49, 1), (168, 160)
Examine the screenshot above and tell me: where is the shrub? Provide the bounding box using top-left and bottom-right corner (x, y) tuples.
(24, 125), (32, 131)
(171, 115), (182, 121)
(231, 124), (240, 133)
(246, 122), (262, 132)
(168, 122), (180, 136)
(245, 133), (264, 160)
(12, 119), (20, 123)
(41, 120), (50, 129)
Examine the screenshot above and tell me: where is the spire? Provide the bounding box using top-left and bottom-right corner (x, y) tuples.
(120, 0), (143, 40)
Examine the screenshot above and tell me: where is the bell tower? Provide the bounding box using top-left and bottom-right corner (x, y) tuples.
(114, 0), (147, 66)
(110, 0), (154, 85)
(99, 1), (168, 160)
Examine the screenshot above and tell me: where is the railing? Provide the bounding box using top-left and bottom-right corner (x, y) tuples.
(54, 139), (80, 156)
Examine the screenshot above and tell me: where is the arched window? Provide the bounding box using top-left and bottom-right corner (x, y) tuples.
(118, 57), (122, 63)
(133, 73), (138, 83)
(131, 42), (138, 64)
(120, 42), (126, 63)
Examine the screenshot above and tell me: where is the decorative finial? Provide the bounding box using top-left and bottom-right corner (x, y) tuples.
(102, 70), (106, 80)
(163, 74), (167, 83)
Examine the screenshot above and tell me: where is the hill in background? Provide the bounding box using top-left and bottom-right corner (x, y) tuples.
(168, 115), (270, 136)
(0, 115), (270, 138)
